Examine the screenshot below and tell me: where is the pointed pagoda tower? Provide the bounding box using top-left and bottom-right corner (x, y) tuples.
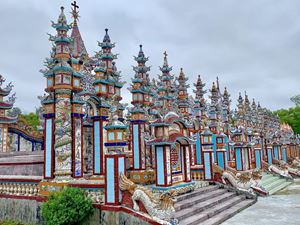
(69, 1), (88, 59)
(176, 68), (190, 118)
(222, 87), (231, 134)
(40, 6), (84, 179)
(193, 75), (207, 166)
(208, 82), (219, 134)
(129, 45), (152, 174)
(0, 75), (17, 152)
(92, 28), (126, 175)
(156, 51), (177, 113)
(193, 75), (207, 129)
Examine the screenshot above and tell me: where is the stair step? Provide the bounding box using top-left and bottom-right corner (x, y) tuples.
(200, 199), (256, 225)
(176, 192), (236, 221)
(268, 182), (292, 195)
(261, 176), (280, 185)
(179, 195), (245, 225)
(264, 179), (286, 191)
(175, 189), (227, 211)
(176, 185), (219, 202)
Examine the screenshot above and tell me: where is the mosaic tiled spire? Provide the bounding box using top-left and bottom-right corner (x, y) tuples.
(193, 75), (207, 128)
(129, 45), (154, 118)
(128, 45), (154, 170)
(221, 87), (231, 133)
(208, 82), (219, 133)
(156, 51), (177, 113)
(93, 28), (126, 118)
(176, 68), (190, 117)
(41, 6), (85, 179)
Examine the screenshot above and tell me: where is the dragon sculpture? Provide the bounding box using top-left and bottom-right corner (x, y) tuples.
(273, 159), (300, 177)
(119, 173), (177, 225)
(217, 165), (265, 194)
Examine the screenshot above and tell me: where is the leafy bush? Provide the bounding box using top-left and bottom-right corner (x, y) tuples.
(274, 107), (300, 134)
(41, 187), (94, 225)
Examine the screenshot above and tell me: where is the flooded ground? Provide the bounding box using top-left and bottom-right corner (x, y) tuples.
(222, 179), (300, 225)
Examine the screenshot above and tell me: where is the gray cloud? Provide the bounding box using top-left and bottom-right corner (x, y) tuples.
(0, 0), (299, 113)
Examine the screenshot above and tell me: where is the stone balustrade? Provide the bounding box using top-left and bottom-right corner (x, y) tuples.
(0, 182), (39, 196)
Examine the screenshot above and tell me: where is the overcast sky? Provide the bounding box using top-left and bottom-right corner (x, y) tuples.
(0, 0), (299, 113)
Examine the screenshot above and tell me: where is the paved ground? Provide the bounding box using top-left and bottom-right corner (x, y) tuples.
(222, 179), (300, 225)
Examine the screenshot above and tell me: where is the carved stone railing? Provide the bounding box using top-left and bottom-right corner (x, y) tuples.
(0, 182), (39, 196)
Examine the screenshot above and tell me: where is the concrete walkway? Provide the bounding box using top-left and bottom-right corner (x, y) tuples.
(222, 180), (300, 225)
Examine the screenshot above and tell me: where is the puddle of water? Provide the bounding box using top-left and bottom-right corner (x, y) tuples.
(222, 182), (300, 225)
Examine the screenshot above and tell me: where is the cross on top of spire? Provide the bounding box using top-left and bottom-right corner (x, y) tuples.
(71, 1), (79, 22)
(163, 51), (168, 58)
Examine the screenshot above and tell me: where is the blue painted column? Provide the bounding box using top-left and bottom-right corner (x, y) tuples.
(282, 147), (287, 162)
(155, 146), (171, 187)
(93, 116), (107, 175)
(212, 134), (217, 162)
(44, 116), (54, 179)
(235, 147), (243, 171)
(267, 147), (273, 165)
(195, 133), (202, 165)
(273, 145), (279, 160)
(254, 148), (262, 169)
(105, 154), (126, 205)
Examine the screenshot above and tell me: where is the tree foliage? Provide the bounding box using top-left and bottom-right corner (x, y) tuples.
(274, 107), (300, 134)
(290, 95), (300, 107)
(19, 113), (39, 130)
(41, 187), (94, 225)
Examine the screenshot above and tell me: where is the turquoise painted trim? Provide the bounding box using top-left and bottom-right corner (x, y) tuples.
(156, 147), (164, 185)
(133, 124), (140, 169)
(196, 133), (202, 164)
(217, 152), (225, 169)
(274, 146), (279, 160)
(106, 158), (115, 203)
(152, 181), (195, 190)
(204, 153), (211, 180)
(104, 125), (127, 130)
(255, 150), (261, 168)
(236, 148), (242, 170)
(45, 119), (52, 177)
(94, 121), (101, 174)
(267, 149), (272, 165)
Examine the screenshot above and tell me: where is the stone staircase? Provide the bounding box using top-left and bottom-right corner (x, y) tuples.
(175, 185), (256, 225)
(260, 172), (292, 195)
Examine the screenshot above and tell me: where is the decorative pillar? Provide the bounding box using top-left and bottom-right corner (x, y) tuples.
(281, 145), (287, 162)
(273, 144), (279, 160)
(105, 154), (126, 205)
(155, 145), (172, 187)
(40, 7), (84, 179)
(266, 144), (273, 165)
(183, 145), (191, 182)
(92, 116), (107, 175)
(201, 128), (214, 180)
(234, 146), (243, 171)
(215, 134), (227, 170)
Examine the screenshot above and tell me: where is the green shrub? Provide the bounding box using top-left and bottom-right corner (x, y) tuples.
(41, 187), (94, 225)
